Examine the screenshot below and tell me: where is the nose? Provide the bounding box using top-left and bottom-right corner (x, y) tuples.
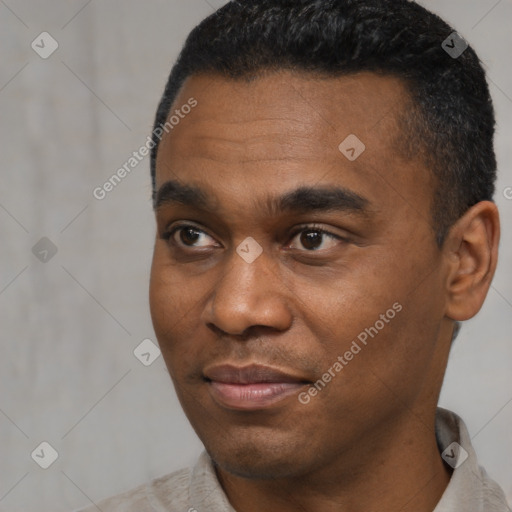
(201, 244), (293, 337)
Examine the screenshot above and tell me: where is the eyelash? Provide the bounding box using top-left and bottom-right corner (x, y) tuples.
(161, 223), (345, 251)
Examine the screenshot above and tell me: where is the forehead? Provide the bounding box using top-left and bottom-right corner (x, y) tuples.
(158, 70), (407, 159)
(155, 71), (432, 222)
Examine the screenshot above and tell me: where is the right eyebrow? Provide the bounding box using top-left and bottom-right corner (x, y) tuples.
(154, 180), (371, 218)
(154, 180), (214, 211)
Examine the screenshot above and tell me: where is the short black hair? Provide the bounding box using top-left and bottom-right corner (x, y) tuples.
(150, 0), (496, 245)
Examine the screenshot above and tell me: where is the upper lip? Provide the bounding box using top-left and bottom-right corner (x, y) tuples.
(203, 364), (308, 384)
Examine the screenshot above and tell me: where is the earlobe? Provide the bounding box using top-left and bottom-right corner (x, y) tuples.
(444, 201), (500, 321)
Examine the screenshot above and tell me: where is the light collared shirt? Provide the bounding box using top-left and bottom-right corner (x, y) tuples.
(76, 408), (511, 511)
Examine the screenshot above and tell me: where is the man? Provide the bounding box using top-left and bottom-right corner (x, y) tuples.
(78, 0), (510, 510)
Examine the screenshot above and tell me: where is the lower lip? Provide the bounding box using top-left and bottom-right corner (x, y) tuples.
(208, 381), (306, 410)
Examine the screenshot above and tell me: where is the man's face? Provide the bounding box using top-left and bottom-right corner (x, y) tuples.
(150, 71), (452, 479)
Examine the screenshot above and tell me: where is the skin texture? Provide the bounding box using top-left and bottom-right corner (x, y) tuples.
(149, 71), (500, 512)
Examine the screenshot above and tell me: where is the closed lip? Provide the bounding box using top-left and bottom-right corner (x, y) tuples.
(203, 364), (310, 411)
(203, 363), (309, 384)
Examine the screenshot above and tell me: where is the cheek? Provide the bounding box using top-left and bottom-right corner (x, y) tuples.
(150, 245), (201, 324)
(149, 251), (215, 377)
(290, 257), (399, 349)
(294, 250), (441, 394)
(150, 255), (192, 349)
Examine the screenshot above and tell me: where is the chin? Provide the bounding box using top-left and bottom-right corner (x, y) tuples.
(205, 438), (312, 480)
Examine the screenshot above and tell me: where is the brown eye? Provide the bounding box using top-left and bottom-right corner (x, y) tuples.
(300, 230), (324, 250)
(162, 224), (218, 249)
(178, 227), (202, 246)
(288, 226), (342, 252)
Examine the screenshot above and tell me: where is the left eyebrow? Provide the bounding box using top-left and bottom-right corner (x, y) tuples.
(154, 179), (371, 216)
(269, 185), (370, 216)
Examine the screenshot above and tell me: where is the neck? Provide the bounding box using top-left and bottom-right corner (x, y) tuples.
(215, 409), (452, 512)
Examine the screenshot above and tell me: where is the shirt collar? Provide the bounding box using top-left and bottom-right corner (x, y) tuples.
(434, 407), (510, 511)
(187, 407), (510, 512)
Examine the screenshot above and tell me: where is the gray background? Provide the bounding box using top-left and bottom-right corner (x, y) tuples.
(0, 1), (510, 510)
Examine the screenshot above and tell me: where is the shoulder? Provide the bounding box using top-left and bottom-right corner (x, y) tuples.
(434, 408), (511, 512)
(73, 466), (193, 512)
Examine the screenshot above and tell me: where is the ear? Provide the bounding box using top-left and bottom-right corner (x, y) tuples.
(443, 201), (500, 321)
